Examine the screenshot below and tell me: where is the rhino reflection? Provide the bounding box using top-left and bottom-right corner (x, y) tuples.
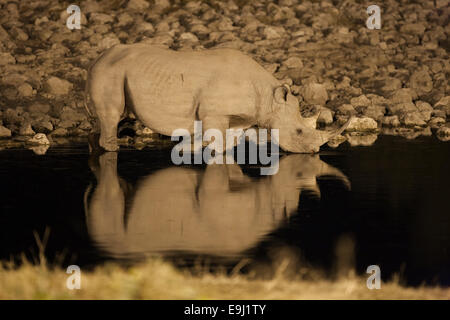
(85, 153), (350, 259)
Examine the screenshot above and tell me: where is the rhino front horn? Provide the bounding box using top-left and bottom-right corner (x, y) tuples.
(321, 116), (354, 144)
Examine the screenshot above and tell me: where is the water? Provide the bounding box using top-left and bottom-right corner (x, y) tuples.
(0, 135), (449, 286)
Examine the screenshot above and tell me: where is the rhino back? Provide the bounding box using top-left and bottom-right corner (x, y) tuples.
(91, 44), (278, 133)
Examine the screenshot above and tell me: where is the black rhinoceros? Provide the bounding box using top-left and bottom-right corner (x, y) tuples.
(85, 44), (349, 153)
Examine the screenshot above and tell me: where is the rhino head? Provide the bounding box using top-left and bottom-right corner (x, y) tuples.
(269, 85), (350, 153)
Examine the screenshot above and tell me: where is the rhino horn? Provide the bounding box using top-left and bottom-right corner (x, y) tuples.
(320, 116), (354, 145)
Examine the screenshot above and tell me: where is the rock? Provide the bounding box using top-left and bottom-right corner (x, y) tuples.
(415, 101), (433, 121)
(437, 125), (450, 137)
(127, 0), (150, 10)
(179, 32), (199, 43)
(0, 52), (15, 65)
(434, 96), (450, 117)
(17, 83), (33, 97)
(116, 13), (134, 28)
(327, 134), (347, 148)
(29, 145), (49, 155)
(345, 133), (378, 147)
(28, 133), (50, 145)
(78, 120), (92, 130)
(28, 102), (51, 114)
(345, 117), (378, 132)
(0, 125), (12, 138)
(400, 112), (427, 127)
(381, 78), (402, 93)
(317, 107), (334, 125)
(362, 105), (385, 120)
(51, 128), (69, 137)
(136, 127), (154, 136)
(58, 120), (77, 129)
(429, 117), (446, 129)
(59, 107), (86, 122)
(302, 83), (328, 105)
(410, 69), (433, 96)
(382, 115), (401, 127)
(350, 95), (371, 108)
(387, 102), (418, 116)
(89, 13), (114, 25)
(337, 104), (357, 116)
(263, 26), (283, 39)
(44, 77), (73, 96)
(282, 56), (303, 69)
(19, 122), (35, 136)
(391, 88), (417, 104)
(32, 119), (53, 133)
(400, 23), (426, 36)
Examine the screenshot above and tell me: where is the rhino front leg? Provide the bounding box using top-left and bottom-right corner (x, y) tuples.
(201, 116), (229, 154)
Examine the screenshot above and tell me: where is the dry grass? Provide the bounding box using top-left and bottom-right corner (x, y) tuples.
(0, 258), (448, 300)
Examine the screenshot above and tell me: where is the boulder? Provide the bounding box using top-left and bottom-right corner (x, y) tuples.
(382, 115), (401, 127)
(301, 83), (328, 105)
(28, 133), (50, 145)
(0, 125), (12, 138)
(44, 77), (73, 96)
(345, 117), (378, 132)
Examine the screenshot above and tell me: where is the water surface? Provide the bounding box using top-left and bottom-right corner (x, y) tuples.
(0, 135), (449, 286)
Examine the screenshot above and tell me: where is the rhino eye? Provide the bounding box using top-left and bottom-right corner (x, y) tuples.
(296, 128), (303, 135)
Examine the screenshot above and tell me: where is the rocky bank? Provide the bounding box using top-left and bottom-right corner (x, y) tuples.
(0, 0), (449, 152)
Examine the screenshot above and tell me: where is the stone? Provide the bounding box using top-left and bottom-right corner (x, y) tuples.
(337, 104), (357, 116)
(317, 107), (334, 125)
(17, 83), (33, 97)
(387, 102), (418, 116)
(391, 88), (417, 104)
(19, 122), (35, 136)
(32, 119), (53, 133)
(437, 125), (450, 137)
(434, 96), (450, 117)
(78, 120), (92, 130)
(28, 102), (51, 114)
(400, 112), (427, 127)
(89, 13), (114, 25)
(327, 135), (347, 148)
(44, 77), (73, 96)
(345, 117), (378, 132)
(28, 133), (50, 145)
(363, 105), (386, 120)
(302, 83), (328, 105)
(415, 101), (433, 121)
(263, 26), (283, 39)
(282, 56), (303, 69)
(0, 125), (12, 138)
(382, 115), (401, 127)
(59, 107), (86, 122)
(350, 95), (371, 108)
(429, 117), (446, 129)
(127, 0), (150, 10)
(51, 128), (69, 137)
(0, 52), (16, 65)
(346, 133), (378, 147)
(410, 69), (433, 96)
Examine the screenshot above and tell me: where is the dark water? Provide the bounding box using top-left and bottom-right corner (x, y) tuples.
(0, 135), (449, 286)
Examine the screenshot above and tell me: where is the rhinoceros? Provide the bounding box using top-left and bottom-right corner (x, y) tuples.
(84, 153), (349, 258)
(85, 44), (349, 153)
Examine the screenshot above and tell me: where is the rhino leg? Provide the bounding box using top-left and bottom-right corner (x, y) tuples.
(91, 78), (125, 152)
(201, 116), (229, 153)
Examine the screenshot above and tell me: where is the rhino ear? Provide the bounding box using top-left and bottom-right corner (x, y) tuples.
(274, 85), (289, 104)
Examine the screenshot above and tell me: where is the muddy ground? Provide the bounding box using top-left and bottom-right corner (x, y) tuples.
(0, 0), (449, 151)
